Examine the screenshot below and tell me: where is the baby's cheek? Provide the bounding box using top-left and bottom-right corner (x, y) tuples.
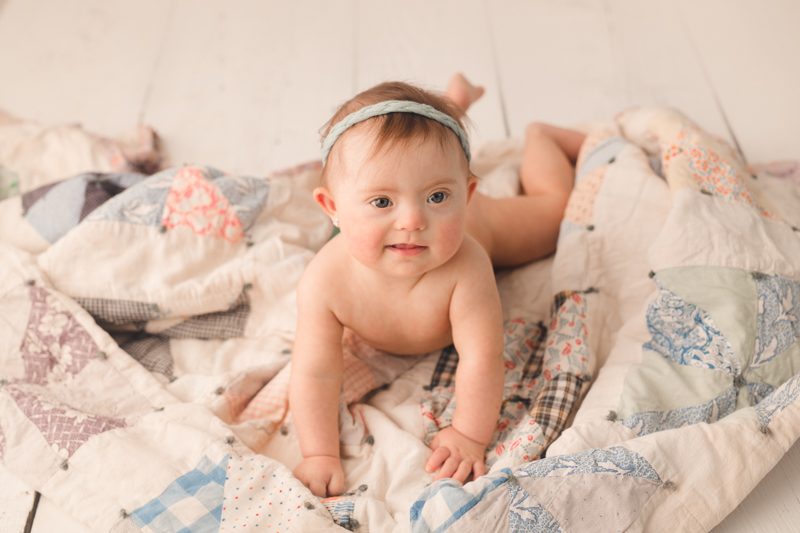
(345, 225), (385, 264)
(438, 217), (466, 257)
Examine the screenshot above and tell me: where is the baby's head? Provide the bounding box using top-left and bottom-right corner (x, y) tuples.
(314, 81), (478, 277)
(320, 81), (472, 185)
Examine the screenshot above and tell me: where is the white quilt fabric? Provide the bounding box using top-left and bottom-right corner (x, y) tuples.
(1, 107), (800, 532)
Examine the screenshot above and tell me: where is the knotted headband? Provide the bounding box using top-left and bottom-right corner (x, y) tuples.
(321, 100), (471, 167)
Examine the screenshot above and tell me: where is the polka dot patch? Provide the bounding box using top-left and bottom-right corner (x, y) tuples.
(219, 448), (309, 531)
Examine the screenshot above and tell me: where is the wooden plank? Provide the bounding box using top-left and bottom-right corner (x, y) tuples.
(603, 0), (734, 144)
(713, 440), (800, 532)
(676, 0), (800, 162)
(0, 466), (36, 533)
(0, 0), (175, 137)
(488, 0), (734, 143)
(487, 0), (624, 137)
(30, 495), (91, 533)
(141, 0), (356, 176)
(356, 0), (507, 150)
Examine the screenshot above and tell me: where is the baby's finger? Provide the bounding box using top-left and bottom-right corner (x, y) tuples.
(309, 478), (328, 498)
(435, 456), (461, 480)
(453, 460), (473, 484)
(425, 445), (451, 473)
(328, 471), (344, 497)
(473, 460), (486, 479)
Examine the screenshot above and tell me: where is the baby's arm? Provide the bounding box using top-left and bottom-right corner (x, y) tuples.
(425, 242), (504, 483)
(289, 271), (345, 498)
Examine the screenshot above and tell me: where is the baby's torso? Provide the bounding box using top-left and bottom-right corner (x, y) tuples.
(333, 275), (455, 355)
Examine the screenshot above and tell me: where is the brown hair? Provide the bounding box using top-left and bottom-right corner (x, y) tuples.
(320, 81), (470, 180)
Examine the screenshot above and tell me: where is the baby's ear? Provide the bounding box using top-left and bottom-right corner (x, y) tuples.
(313, 187), (337, 218)
(466, 176), (478, 203)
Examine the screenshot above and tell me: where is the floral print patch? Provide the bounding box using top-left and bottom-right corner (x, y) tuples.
(644, 284), (739, 375)
(620, 387), (737, 436)
(753, 275), (800, 369)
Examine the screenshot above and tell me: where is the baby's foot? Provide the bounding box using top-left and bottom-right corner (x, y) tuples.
(446, 73), (485, 112)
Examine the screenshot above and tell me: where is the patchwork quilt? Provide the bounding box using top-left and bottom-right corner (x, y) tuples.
(1, 107), (800, 532)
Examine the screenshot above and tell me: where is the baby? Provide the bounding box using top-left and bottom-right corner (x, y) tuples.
(289, 74), (586, 497)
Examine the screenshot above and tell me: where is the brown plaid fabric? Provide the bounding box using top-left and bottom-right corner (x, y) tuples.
(161, 290), (251, 340)
(120, 334), (173, 379)
(75, 297), (160, 325)
(426, 345), (459, 389)
(520, 321), (547, 385)
(21, 181), (60, 215)
(531, 372), (584, 446)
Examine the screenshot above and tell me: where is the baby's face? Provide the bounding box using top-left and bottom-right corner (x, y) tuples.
(326, 126), (476, 278)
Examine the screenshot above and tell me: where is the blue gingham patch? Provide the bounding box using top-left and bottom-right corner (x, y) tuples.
(130, 454), (229, 533)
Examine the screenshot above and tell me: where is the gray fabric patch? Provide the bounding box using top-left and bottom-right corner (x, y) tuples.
(160, 291), (251, 340)
(75, 297), (160, 325)
(120, 334), (173, 379)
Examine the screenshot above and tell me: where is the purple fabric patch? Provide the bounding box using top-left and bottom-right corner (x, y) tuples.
(9, 387), (126, 458)
(20, 286), (98, 386)
(21, 181), (60, 215)
(79, 177), (127, 222)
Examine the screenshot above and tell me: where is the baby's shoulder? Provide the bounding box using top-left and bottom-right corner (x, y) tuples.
(449, 234), (493, 276)
(297, 237), (346, 301)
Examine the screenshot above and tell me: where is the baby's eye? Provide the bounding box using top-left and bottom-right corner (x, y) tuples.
(428, 192), (447, 204)
(371, 197), (392, 208)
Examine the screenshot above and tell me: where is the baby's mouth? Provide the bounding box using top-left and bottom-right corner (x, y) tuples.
(387, 243), (427, 256)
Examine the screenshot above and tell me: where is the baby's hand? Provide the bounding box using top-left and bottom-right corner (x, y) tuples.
(293, 456), (344, 498)
(424, 426), (486, 484)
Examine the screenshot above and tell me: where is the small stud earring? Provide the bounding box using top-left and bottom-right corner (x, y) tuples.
(333, 216), (339, 228)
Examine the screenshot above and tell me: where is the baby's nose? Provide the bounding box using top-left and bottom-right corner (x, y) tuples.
(396, 205), (426, 231)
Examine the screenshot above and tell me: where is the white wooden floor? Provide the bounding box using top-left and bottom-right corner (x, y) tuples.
(0, 1), (798, 532)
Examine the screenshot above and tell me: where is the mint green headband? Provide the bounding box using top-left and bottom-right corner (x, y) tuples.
(321, 100), (471, 167)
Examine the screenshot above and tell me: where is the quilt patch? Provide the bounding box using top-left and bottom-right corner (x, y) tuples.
(753, 275), (800, 369)
(120, 335), (174, 379)
(507, 483), (562, 533)
(516, 446), (661, 484)
(660, 124), (774, 218)
(322, 494), (359, 531)
(74, 297), (162, 326)
(545, 291), (590, 380)
(620, 386), (738, 436)
(161, 290), (251, 340)
(20, 286), (99, 385)
(644, 284), (740, 375)
(755, 372), (800, 428)
(220, 448), (307, 531)
(130, 454), (227, 533)
(9, 386), (126, 459)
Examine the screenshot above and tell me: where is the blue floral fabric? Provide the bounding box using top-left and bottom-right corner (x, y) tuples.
(516, 446), (661, 484)
(753, 275), (800, 369)
(620, 387), (738, 436)
(644, 285), (739, 375)
(755, 372), (800, 427)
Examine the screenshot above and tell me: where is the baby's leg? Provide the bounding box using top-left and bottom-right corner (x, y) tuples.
(466, 123), (586, 267)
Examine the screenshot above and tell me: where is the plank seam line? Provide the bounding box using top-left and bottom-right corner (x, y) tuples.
(137, 0), (178, 126)
(482, 0), (509, 139)
(676, 3), (748, 165)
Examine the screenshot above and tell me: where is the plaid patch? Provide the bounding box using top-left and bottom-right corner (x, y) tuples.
(161, 291), (250, 340)
(21, 181), (60, 215)
(427, 345), (458, 389)
(520, 321), (547, 384)
(530, 372), (584, 446)
(322, 494), (359, 531)
(120, 334), (174, 379)
(74, 297), (160, 325)
(80, 176), (126, 222)
(236, 364), (290, 424)
(130, 454), (227, 533)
